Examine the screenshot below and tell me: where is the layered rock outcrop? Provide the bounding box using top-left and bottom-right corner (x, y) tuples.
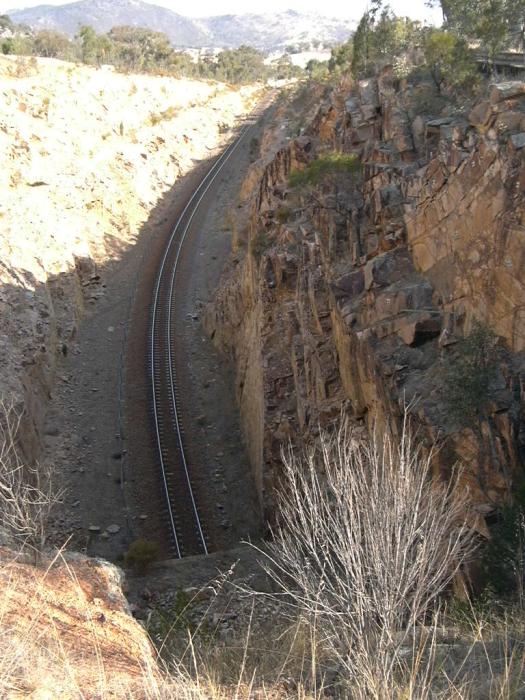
(206, 72), (525, 523)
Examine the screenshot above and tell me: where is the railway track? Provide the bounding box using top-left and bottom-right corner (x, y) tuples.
(149, 118), (255, 558)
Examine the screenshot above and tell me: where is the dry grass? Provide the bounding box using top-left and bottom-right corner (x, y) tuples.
(0, 547), (524, 698)
(0, 407), (523, 697)
(249, 414), (478, 697)
(0, 397), (61, 553)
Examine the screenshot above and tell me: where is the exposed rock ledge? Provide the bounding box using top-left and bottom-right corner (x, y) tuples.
(206, 72), (525, 525)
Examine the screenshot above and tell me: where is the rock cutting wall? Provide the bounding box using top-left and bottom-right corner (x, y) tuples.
(206, 71), (525, 524)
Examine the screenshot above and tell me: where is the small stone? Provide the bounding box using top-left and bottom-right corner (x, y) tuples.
(510, 132), (525, 150)
(438, 329), (457, 348)
(72, 500), (80, 508)
(107, 524), (120, 534)
(89, 525), (101, 533)
(107, 326), (115, 332)
(139, 514), (148, 520)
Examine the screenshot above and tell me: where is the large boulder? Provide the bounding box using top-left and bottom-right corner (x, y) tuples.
(0, 547), (159, 696)
(489, 81), (525, 104)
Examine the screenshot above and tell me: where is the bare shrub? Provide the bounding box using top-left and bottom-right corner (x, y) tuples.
(253, 414), (478, 697)
(0, 398), (60, 552)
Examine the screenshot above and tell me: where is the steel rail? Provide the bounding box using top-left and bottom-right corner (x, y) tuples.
(150, 119), (255, 557)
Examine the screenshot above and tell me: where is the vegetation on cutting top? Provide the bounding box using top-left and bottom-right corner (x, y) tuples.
(431, 0), (525, 64)
(0, 16), (302, 84)
(303, 0), (525, 102)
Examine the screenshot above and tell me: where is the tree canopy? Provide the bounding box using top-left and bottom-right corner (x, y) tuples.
(430, 0), (525, 60)
(0, 17), (295, 84)
(213, 45), (268, 84)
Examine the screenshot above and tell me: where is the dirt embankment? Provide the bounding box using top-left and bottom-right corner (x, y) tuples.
(0, 54), (261, 465)
(0, 59), (271, 698)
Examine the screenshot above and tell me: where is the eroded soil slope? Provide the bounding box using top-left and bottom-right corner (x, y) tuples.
(0, 54), (260, 464)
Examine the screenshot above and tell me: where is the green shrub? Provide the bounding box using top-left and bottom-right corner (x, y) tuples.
(160, 105), (178, 120)
(124, 538), (160, 573)
(442, 322), (499, 428)
(422, 28), (481, 98)
(275, 205), (292, 224)
(289, 152), (361, 188)
(149, 106), (178, 126)
(479, 483), (525, 598)
(250, 230), (272, 260)
(447, 585), (503, 629)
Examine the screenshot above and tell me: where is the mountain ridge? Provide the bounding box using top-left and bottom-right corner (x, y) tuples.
(7, 0), (355, 50)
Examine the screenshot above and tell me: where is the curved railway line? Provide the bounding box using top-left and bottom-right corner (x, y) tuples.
(149, 118), (256, 558)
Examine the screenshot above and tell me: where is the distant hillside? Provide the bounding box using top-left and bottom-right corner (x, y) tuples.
(196, 10), (355, 50)
(7, 0), (354, 50)
(8, 0), (210, 47)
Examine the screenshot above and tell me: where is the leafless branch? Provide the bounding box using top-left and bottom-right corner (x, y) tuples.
(0, 398), (61, 553)
(252, 413), (478, 696)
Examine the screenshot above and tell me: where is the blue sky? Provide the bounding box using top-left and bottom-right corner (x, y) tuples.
(2, 0), (442, 23)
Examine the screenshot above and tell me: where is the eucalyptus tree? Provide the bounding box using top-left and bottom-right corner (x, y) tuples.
(429, 0), (525, 64)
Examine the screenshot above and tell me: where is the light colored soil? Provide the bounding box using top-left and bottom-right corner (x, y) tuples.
(0, 52), (259, 455)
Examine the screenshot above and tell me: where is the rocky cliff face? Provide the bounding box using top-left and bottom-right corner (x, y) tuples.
(0, 54), (259, 465)
(206, 72), (525, 524)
